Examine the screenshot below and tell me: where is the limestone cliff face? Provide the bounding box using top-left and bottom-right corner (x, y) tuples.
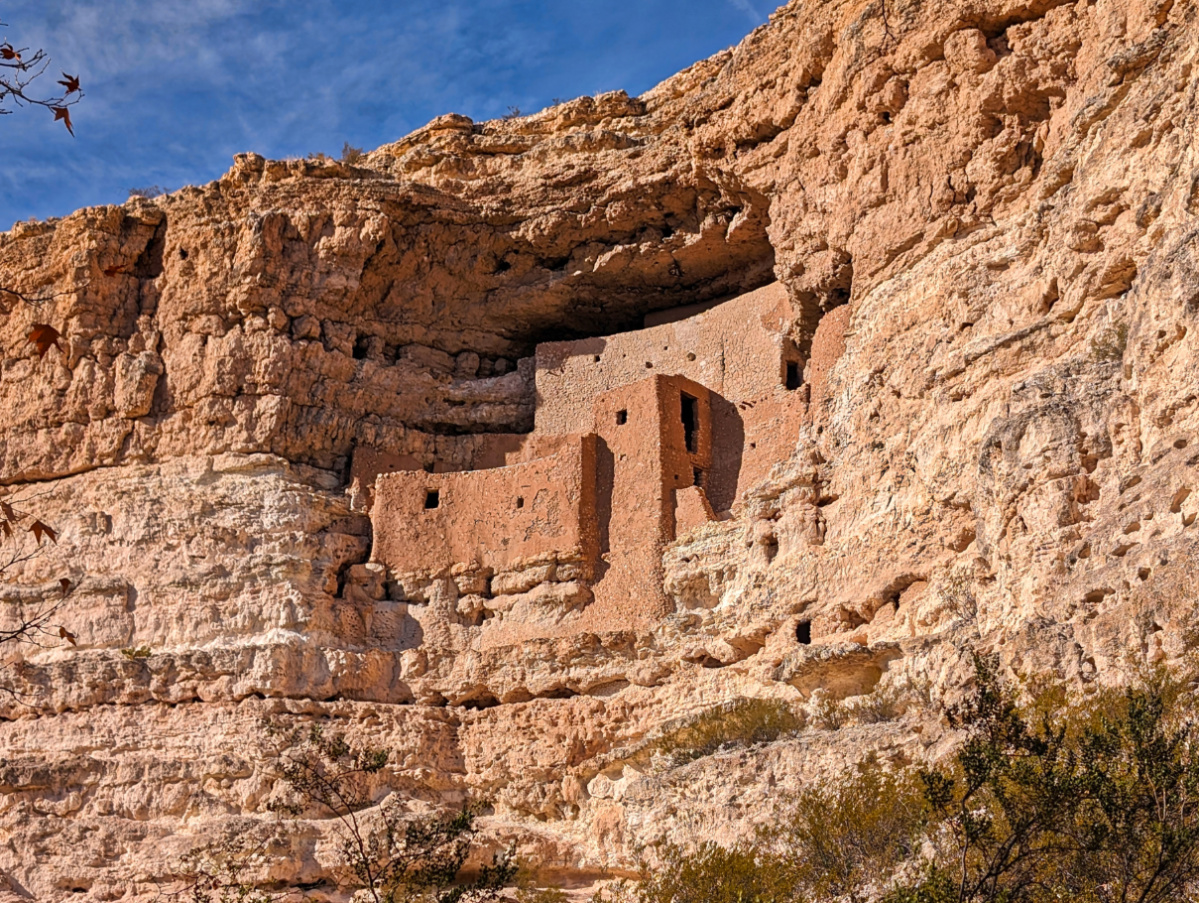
(2, 0), (1198, 897)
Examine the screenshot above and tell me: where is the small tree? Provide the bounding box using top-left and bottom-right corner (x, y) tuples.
(175, 724), (516, 902)
(269, 724), (515, 902)
(889, 657), (1199, 903)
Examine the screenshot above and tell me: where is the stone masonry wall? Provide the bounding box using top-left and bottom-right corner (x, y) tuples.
(3, 0), (1199, 897)
(534, 282), (793, 435)
(372, 434), (599, 581)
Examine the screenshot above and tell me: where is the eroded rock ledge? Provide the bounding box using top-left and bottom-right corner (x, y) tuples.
(3, 0), (1199, 897)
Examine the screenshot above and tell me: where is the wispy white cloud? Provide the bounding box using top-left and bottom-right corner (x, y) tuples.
(727, 0), (764, 23)
(1, 0), (767, 229)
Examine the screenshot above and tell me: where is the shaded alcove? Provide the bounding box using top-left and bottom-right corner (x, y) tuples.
(497, 189), (779, 354)
(706, 394), (745, 514)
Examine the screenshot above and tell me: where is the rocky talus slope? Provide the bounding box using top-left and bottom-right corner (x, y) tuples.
(2, 0), (1198, 896)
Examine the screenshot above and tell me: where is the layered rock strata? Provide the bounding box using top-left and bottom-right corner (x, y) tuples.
(2, 0), (1199, 897)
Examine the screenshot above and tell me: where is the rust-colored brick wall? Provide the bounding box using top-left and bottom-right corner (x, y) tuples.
(367, 286), (809, 631)
(371, 434), (598, 578)
(534, 282), (791, 436)
(589, 374), (713, 619)
(807, 304), (852, 415)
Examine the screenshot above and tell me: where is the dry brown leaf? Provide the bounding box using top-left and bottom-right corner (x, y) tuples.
(30, 521), (57, 544)
(27, 324), (63, 358)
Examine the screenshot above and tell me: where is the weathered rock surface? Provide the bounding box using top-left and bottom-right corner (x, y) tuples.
(3, 0), (1199, 897)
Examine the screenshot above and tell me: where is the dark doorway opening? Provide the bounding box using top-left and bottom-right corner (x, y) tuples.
(681, 392), (699, 452)
(424, 490), (441, 510)
(693, 467), (704, 488)
(796, 620), (812, 644)
(785, 361), (802, 391)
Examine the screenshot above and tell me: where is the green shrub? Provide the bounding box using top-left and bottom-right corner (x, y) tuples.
(787, 758), (928, 901)
(626, 661), (1199, 903)
(887, 657), (1199, 903)
(651, 698), (802, 765)
(599, 760), (924, 903)
(634, 843), (798, 903)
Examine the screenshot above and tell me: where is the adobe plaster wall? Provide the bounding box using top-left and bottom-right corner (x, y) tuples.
(534, 282), (794, 435)
(534, 283), (806, 514)
(806, 305), (852, 416)
(349, 431), (581, 513)
(3, 0), (1197, 896)
(587, 374), (713, 622)
(371, 434), (598, 579)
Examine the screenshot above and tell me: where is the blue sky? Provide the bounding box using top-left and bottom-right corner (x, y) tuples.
(0, 1), (769, 230)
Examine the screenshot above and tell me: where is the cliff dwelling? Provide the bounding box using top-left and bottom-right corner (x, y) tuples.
(361, 282), (844, 642)
(8, 0), (1195, 894)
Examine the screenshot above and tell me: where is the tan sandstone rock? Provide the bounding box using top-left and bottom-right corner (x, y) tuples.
(2, 0), (1198, 896)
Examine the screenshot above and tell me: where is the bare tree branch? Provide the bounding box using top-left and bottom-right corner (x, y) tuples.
(0, 489), (73, 651)
(0, 284), (69, 306)
(0, 10), (84, 133)
(879, 0), (896, 44)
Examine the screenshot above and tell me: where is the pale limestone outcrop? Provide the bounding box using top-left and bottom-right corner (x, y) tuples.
(2, 0), (1199, 897)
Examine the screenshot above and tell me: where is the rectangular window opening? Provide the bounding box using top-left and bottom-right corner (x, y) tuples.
(616, 409), (628, 425)
(796, 620), (812, 645)
(424, 490), (441, 510)
(516, 496), (525, 509)
(785, 360), (802, 391)
(681, 392), (699, 453)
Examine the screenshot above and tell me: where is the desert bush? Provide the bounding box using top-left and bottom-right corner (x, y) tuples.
(632, 843), (798, 903)
(786, 758), (928, 902)
(340, 142), (365, 163)
(174, 833), (298, 903)
(937, 569), (978, 624)
(628, 660), (1199, 903)
(174, 724), (516, 903)
(1089, 321), (1128, 363)
(269, 724), (515, 902)
(808, 691), (849, 731)
(129, 185), (169, 199)
(846, 686), (904, 724)
(808, 682), (908, 731)
(888, 656), (1199, 903)
(603, 759), (924, 903)
(651, 698), (802, 765)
